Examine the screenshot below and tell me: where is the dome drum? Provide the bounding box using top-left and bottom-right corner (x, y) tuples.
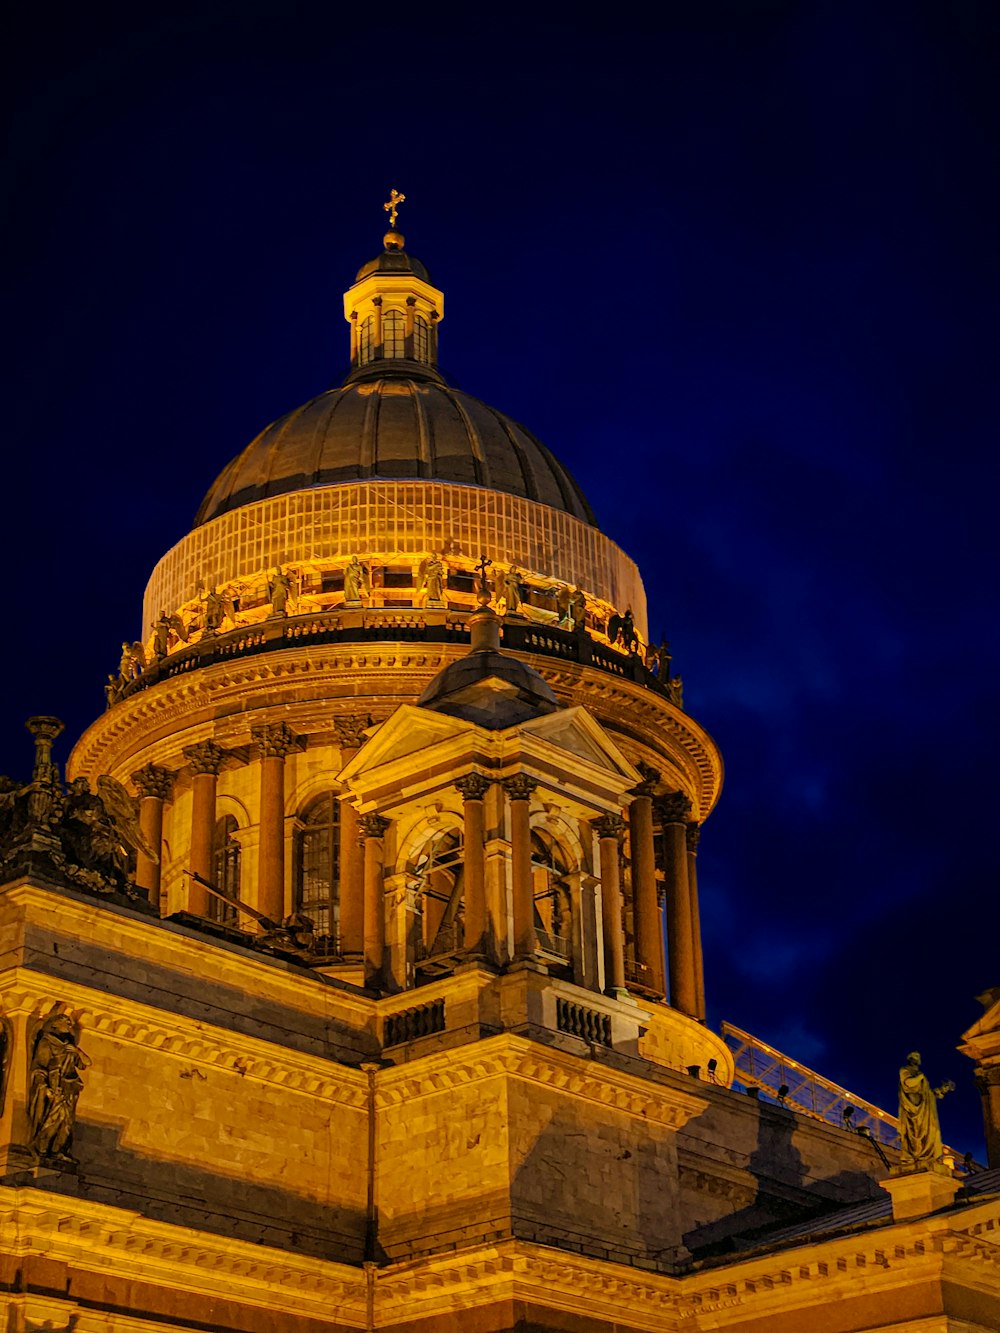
(146, 480), (645, 640)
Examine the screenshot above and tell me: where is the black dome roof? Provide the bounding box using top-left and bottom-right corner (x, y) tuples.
(195, 365), (596, 527)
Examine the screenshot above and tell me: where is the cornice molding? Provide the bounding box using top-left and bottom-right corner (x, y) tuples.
(374, 1034), (707, 1128)
(0, 972), (368, 1110)
(69, 646), (723, 819)
(0, 1188), (366, 1315)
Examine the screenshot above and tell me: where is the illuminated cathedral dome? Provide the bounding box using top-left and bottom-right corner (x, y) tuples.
(194, 230), (595, 527)
(195, 369), (595, 527)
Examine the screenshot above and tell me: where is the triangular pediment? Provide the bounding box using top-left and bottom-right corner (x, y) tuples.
(520, 706), (641, 782)
(338, 705), (476, 783)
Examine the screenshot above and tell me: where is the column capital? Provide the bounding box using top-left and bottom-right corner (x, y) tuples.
(335, 713), (372, 750)
(359, 813), (390, 841)
(686, 822), (701, 853)
(502, 774), (538, 802)
(184, 740), (227, 776)
(594, 812), (625, 840)
(630, 761), (660, 798)
(657, 790), (692, 825)
(252, 721), (301, 759)
(132, 763), (174, 801)
(455, 772), (492, 802)
(974, 1065), (1000, 1091)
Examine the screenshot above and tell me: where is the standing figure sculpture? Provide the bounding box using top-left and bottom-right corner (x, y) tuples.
(203, 586), (226, 635)
(569, 586), (587, 631)
(28, 1013), (91, 1162)
(898, 1051), (955, 1173)
(343, 556), (370, 606)
(501, 566), (524, 616)
(419, 554), (447, 607)
(268, 567), (292, 617)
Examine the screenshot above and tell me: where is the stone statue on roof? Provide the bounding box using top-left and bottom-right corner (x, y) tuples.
(897, 1051), (954, 1173)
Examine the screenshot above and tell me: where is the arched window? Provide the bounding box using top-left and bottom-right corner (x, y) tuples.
(531, 830), (572, 960)
(411, 828), (464, 958)
(358, 315), (374, 365)
(412, 314), (430, 363)
(383, 309), (405, 359)
(295, 793), (341, 942)
(209, 815), (240, 925)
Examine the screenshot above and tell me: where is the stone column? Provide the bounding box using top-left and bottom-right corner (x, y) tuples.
(131, 764), (174, 903)
(594, 814), (626, 995)
(629, 770), (664, 997)
(372, 295), (383, 356)
(360, 813), (390, 986)
(503, 774), (538, 960)
(350, 309), (358, 365)
(659, 791), (697, 1017)
(184, 741), (226, 916)
(456, 773), (491, 955)
(687, 823), (706, 1022)
(253, 722), (299, 923)
(975, 1066), (1000, 1169)
(336, 715), (369, 956)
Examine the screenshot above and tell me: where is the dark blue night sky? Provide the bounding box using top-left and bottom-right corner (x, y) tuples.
(4, 4), (997, 1153)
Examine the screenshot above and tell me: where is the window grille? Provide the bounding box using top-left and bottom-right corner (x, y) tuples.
(358, 315), (374, 365)
(209, 815), (240, 925)
(295, 793), (341, 939)
(383, 310), (405, 359)
(413, 314), (430, 363)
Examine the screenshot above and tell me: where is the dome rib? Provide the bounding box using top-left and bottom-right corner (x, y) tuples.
(193, 376), (596, 528)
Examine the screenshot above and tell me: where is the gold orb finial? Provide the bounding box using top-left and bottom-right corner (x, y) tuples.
(383, 188), (405, 230)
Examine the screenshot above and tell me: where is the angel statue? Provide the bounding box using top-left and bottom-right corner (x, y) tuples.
(418, 554), (447, 607)
(268, 567), (293, 617)
(118, 640), (145, 684)
(28, 1012), (91, 1162)
(343, 555), (371, 606)
(61, 774), (158, 887)
(569, 586), (587, 631)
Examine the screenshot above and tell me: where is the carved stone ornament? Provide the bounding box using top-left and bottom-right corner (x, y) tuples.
(0, 720), (155, 907)
(974, 1065), (1000, 1092)
(593, 812), (625, 840)
(502, 773), (538, 802)
(335, 713), (373, 750)
(455, 772), (492, 802)
(657, 790), (692, 825)
(253, 722), (301, 759)
(28, 1011), (91, 1164)
(359, 813), (391, 841)
(131, 763), (174, 802)
(686, 822), (701, 853)
(631, 760), (660, 798)
(184, 740), (228, 776)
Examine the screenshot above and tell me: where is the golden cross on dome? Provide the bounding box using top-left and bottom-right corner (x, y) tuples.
(383, 188), (406, 229)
